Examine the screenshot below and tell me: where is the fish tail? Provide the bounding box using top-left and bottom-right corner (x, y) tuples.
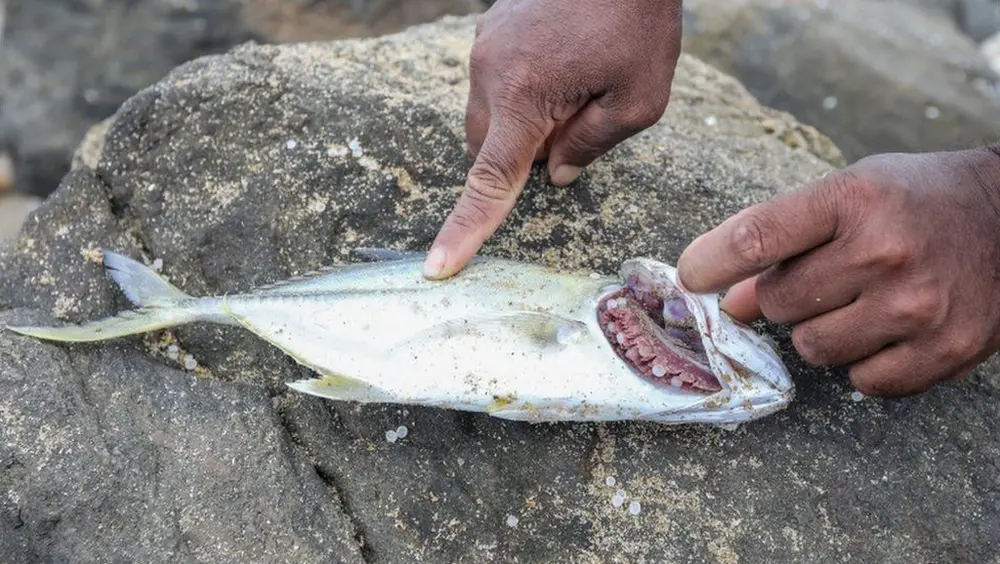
(5, 249), (200, 343)
(6, 308), (198, 343)
(100, 249), (191, 308)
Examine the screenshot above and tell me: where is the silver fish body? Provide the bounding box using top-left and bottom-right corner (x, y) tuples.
(6, 249), (795, 426)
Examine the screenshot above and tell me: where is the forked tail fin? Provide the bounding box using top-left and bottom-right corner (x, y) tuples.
(101, 250), (190, 308)
(5, 250), (199, 343)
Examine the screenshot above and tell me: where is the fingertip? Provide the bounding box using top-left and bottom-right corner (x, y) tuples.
(675, 235), (710, 292)
(422, 246), (449, 279)
(549, 164), (582, 186)
(719, 277), (762, 323)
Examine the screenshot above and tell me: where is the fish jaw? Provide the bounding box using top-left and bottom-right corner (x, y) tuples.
(614, 258), (795, 425)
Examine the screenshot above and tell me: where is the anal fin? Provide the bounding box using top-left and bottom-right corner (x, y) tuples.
(287, 373), (395, 404)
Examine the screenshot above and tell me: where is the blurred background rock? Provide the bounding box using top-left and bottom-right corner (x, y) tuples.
(0, 0), (998, 241)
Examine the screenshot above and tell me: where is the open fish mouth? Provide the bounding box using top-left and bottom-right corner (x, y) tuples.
(597, 267), (723, 394)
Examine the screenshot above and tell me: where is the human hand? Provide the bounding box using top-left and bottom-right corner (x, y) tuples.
(423, 0), (683, 279)
(676, 148), (1000, 397)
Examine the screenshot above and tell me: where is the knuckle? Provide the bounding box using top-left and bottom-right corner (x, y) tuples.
(449, 193), (495, 232)
(818, 167), (880, 223)
(559, 121), (610, 161)
(468, 159), (514, 203)
(728, 212), (778, 271)
(468, 43), (490, 75)
(890, 286), (941, 327)
(938, 332), (980, 366)
(870, 235), (916, 271)
(753, 274), (790, 321)
(615, 102), (665, 132)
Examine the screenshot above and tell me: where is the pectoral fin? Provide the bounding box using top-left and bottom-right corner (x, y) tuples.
(389, 312), (588, 351)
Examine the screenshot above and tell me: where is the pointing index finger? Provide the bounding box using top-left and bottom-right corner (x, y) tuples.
(676, 175), (845, 293)
(424, 113), (550, 279)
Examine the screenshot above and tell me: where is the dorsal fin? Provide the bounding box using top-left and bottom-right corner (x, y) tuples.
(250, 264), (351, 294)
(351, 247), (427, 262)
(250, 247), (426, 294)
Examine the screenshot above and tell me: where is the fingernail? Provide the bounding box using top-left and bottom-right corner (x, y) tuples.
(423, 246), (448, 279)
(550, 165), (582, 186)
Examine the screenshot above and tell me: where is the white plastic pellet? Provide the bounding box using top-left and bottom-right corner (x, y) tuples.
(348, 138), (363, 157)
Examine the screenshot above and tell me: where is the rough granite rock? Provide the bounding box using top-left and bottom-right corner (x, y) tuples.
(2, 15), (998, 564)
(0, 0), (485, 199)
(681, 0), (1000, 163)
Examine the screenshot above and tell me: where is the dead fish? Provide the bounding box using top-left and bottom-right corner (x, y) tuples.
(5, 248), (794, 427)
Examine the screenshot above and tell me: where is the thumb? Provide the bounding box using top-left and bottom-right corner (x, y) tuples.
(546, 99), (656, 186)
(719, 275), (763, 323)
(424, 115), (549, 279)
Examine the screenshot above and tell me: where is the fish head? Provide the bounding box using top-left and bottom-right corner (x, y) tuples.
(595, 257), (795, 426)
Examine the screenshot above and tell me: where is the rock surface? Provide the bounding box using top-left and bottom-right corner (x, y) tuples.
(2, 15), (998, 563)
(0, 0), (485, 199)
(681, 0), (1000, 163)
(985, 31), (1000, 75)
(956, 0), (1000, 42)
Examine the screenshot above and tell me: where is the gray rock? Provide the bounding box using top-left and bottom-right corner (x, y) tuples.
(985, 31), (1000, 75)
(0, 0), (255, 199)
(682, 0), (1000, 163)
(0, 0), (485, 199)
(2, 15), (998, 563)
(888, 0), (962, 18)
(0, 308), (366, 564)
(957, 0), (1000, 42)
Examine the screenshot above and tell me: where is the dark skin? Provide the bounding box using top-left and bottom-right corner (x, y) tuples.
(423, 0), (1000, 397)
(422, 0), (683, 278)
